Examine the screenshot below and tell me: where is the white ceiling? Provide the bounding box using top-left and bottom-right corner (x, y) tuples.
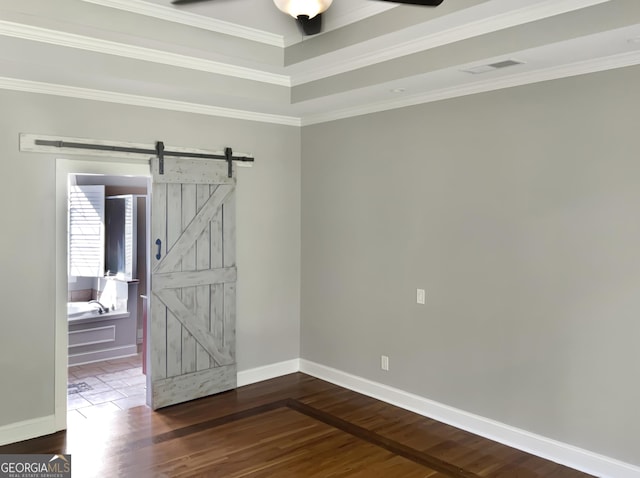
(1, 0), (639, 125)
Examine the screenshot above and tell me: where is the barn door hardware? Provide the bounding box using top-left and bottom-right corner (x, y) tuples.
(33, 138), (254, 178)
(156, 141), (165, 175)
(225, 147), (233, 178)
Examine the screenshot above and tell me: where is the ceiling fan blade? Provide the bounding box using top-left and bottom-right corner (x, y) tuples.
(374, 0), (444, 5)
(296, 13), (323, 36)
(171, 0), (215, 5)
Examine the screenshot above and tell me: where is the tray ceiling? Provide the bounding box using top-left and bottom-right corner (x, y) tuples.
(0, 0), (639, 125)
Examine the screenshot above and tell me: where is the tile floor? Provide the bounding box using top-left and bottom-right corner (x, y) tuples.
(67, 354), (147, 420)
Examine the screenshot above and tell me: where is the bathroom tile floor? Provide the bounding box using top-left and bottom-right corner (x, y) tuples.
(67, 354), (147, 420)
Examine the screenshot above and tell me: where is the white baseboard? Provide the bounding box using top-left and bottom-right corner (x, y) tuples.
(0, 415), (57, 447)
(299, 359), (640, 478)
(237, 359), (300, 387)
(0, 359), (299, 447)
(4, 358), (638, 478)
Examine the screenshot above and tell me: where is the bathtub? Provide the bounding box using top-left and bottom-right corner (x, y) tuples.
(67, 299), (137, 365)
(67, 301), (128, 320)
(68, 301), (104, 319)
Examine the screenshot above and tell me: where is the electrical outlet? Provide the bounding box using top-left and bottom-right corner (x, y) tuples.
(417, 288), (426, 305)
(381, 355), (389, 371)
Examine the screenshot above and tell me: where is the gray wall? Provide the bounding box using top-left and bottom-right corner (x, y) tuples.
(301, 65), (640, 466)
(0, 89), (301, 427)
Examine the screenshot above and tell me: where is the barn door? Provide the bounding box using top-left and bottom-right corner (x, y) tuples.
(149, 157), (236, 409)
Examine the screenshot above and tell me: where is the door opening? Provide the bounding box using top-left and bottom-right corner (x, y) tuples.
(55, 157), (151, 430)
(66, 174), (150, 420)
(54, 152), (239, 426)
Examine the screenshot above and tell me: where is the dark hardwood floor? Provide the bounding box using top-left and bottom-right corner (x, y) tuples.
(0, 373), (594, 477)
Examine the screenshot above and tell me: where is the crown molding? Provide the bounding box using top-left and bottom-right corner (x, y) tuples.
(288, 0), (611, 85)
(0, 50), (636, 129)
(82, 0), (286, 47)
(301, 49), (640, 125)
(0, 76), (301, 126)
(0, 20), (290, 86)
(0, 0), (612, 91)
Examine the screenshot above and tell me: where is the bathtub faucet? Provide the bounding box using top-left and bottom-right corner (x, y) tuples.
(88, 300), (109, 314)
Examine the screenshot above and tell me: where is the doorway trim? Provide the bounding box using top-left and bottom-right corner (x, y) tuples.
(55, 157), (151, 430)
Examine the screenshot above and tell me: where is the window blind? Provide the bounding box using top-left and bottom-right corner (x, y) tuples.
(69, 185), (105, 277)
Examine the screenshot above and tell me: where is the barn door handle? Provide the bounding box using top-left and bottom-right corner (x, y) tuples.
(155, 239), (162, 260)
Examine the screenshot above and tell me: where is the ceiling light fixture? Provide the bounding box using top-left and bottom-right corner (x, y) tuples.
(273, 0), (333, 20)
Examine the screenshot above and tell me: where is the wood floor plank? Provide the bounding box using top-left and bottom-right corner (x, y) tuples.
(0, 373), (595, 478)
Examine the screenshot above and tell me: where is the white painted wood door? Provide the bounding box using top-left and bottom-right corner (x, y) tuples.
(149, 157), (236, 409)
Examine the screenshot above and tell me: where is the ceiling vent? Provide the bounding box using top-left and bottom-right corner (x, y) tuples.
(461, 59), (524, 75)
